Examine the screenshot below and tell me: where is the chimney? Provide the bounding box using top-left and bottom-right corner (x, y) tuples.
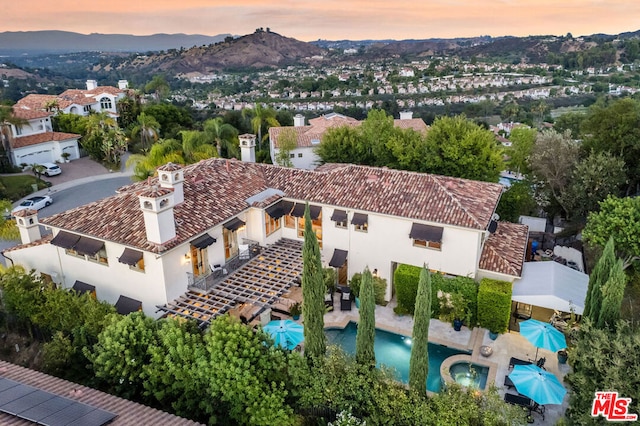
(14, 209), (41, 244)
(399, 111), (413, 120)
(157, 163), (184, 204)
(138, 186), (176, 245)
(239, 134), (256, 163)
(86, 79), (98, 90)
(118, 80), (129, 90)
(293, 114), (306, 127)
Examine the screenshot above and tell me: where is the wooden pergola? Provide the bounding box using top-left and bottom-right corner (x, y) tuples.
(158, 238), (304, 327)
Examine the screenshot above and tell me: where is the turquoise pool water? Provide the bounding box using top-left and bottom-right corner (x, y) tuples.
(325, 321), (468, 392)
(449, 362), (489, 390)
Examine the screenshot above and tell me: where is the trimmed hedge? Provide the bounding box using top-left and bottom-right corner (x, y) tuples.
(477, 278), (512, 334)
(394, 264), (421, 314)
(393, 264), (478, 324)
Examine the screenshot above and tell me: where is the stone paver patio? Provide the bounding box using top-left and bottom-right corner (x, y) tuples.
(324, 296), (571, 425)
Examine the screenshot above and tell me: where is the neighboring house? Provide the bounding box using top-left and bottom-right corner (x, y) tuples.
(269, 111), (429, 170)
(3, 107), (80, 166)
(14, 79), (129, 119)
(4, 146), (528, 319)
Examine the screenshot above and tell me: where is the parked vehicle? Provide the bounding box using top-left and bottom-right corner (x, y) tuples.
(11, 195), (53, 215)
(40, 162), (62, 177)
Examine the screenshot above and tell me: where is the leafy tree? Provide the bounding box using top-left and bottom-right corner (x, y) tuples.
(506, 126), (536, 175)
(143, 103), (193, 139)
(501, 102), (520, 123)
(0, 105), (27, 147)
(565, 320), (640, 425)
(82, 112), (127, 165)
(198, 315), (294, 425)
(131, 112), (160, 152)
(0, 199), (18, 240)
(355, 267), (375, 366)
(52, 112), (87, 134)
(179, 129), (216, 161)
(203, 117), (238, 158)
(126, 138), (185, 180)
(559, 151), (626, 220)
(527, 129), (580, 217)
(386, 126), (429, 171)
(316, 125), (370, 165)
(495, 181), (536, 223)
(581, 97), (640, 194)
(359, 109), (395, 166)
(274, 127), (297, 167)
(116, 96), (142, 129)
(30, 163), (45, 180)
(597, 258), (626, 330)
(583, 196), (640, 265)
(424, 115), (503, 182)
(301, 203), (326, 360)
(553, 111), (586, 137)
(409, 266), (431, 395)
(144, 75), (170, 101)
(584, 237), (616, 321)
(86, 312), (159, 401)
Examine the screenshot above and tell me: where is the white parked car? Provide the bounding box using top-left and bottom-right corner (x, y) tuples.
(40, 162), (62, 177)
(11, 195), (53, 215)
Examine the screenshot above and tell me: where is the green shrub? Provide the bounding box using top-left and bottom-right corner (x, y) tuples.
(350, 272), (386, 305)
(323, 267), (337, 292)
(430, 274), (479, 326)
(394, 264), (421, 314)
(477, 278), (512, 334)
(349, 273), (362, 298)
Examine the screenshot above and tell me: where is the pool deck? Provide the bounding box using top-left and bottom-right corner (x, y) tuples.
(324, 297), (571, 425)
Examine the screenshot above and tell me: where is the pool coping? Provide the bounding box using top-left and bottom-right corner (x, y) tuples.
(440, 354), (498, 391)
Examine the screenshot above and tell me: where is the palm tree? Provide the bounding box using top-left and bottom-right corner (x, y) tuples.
(126, 139), (185, 180)
(203, 117), (238, 158)
(131, 112), (161, 152)
(242, 103), (279, 150)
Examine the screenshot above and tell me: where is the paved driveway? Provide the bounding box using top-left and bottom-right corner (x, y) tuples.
(42, 157), (111, 185)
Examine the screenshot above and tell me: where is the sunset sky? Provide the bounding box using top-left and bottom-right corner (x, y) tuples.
(5, 0), (640, 41)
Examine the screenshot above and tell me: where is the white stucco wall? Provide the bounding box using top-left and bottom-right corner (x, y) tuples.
(12, 138), (80, 166)
(271, 146), (319, 170)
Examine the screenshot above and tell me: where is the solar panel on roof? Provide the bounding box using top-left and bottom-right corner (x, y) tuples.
(0, 378), (117, 426)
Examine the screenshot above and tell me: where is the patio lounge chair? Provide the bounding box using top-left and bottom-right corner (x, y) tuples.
(509, 357), (533, 369)
(504, 375), (515, 389)
(324, 291), (334, 311)
(340, 288), (352, 311)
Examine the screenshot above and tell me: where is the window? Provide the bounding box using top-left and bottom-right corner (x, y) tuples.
(290, 153), (295, 158)
(335, 219), (347, 229)
(65, 248), (83, 258)
(413, 239), (442, 250)
(354, 223), (368, 232)
(298, 153), (303, 158)
(83, 105), (92, 113)
(265, 211), (281, 236)
(15, 126), (22, 136)
(285, 214), (296, 228)
(89, 247), (109, 265)
(130, 257), (145, 272)
(298, 213), (323, 247)
(100, 97), (112, 110)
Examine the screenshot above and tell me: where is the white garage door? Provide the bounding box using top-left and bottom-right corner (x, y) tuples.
(19, 150), (52, 165)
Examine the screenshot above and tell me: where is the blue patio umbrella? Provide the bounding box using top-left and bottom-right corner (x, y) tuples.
(519, 319), (567, 359)
(263, 319), (304, 350)
(508, 364), (567, 405)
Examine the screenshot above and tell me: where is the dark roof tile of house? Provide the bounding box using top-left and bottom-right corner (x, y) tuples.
(478, 222), (529, 277)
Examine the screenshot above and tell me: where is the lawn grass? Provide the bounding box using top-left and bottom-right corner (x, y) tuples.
(0, 174), (48, 201)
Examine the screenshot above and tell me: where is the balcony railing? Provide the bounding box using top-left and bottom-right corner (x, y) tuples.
(187, 240), (261, 292)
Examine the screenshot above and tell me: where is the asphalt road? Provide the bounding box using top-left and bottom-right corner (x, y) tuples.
(1, 175), (134, 261)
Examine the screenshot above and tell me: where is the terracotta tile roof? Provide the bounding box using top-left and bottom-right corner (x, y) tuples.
(58, 89), (97, 106)
(478, 222), (529, 277)
(11, 131), (80, 149)
(11, 106), (52, 120)
(14, 94), (58, 111)
(2, 234), (53, 253)
(270, 114), (428, 148)
(41, 159), (503, 254)
(0, 361), (204, 426)
(85, 85), (125, 96)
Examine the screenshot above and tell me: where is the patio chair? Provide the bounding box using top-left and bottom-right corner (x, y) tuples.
(324, 291), (334, 312)
(504, 375), (515, 390)
(536, 357), (547, 370)
(504, 393), (533, 411)
(509, 357), (533, 369)
(340, 289), (352, 311)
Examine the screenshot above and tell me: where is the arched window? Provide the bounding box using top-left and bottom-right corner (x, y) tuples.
(100, 97), (112, 110)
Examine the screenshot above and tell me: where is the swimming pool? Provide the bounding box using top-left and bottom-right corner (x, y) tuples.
(325, 321), (468, 392)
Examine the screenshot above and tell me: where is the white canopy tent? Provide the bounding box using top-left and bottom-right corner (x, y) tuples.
(512, 261), (589, 315)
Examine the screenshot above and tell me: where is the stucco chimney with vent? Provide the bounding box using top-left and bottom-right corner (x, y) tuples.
(239, 133), (257, 163)
(118, 80), (129, 90)
(294, 114), (305, 127)
(14, 209), (41, 244)
(86, 80), (98, 90)
(399, 111), (413, 120)
(157, 163), (184, 204)
(138, 186), (176, 245)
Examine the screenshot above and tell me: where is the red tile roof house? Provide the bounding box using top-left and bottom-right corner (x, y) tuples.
(268, 111), (429, 170)
(2, 107), (81, 166)
(4, 147), (527, 321)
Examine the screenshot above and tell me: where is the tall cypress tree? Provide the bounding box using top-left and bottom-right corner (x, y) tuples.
(356, 267), (376, 366)
(584, 237), (615, 320)
(301, 203), (326, 360)
(409, 265), (432, 394)
(597, 258), (626, 330)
